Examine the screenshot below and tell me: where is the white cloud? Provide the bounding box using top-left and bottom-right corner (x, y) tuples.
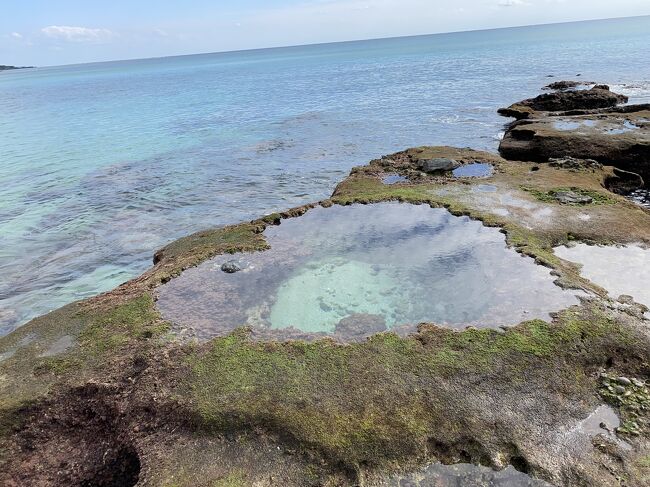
(10, 32), (23, 39)
(498, 0), (529, 6)
(41, 25), (114, 42)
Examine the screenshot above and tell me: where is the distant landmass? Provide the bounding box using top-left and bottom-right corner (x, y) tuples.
(0, 65), (33, 71)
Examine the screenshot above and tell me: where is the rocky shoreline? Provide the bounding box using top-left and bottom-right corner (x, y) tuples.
(1, 85), (650, 486)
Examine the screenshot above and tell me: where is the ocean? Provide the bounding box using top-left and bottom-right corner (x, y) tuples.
(1, 15), (649, 335)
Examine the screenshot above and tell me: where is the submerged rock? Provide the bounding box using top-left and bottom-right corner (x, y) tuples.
(605, 167), (645, 195)
(334, 313), (387, 341)
(220, 260), (243, 273)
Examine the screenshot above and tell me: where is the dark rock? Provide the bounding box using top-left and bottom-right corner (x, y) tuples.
(220, 260), (243, 274)
(554, 191), (593, 205)
(498, 86), (628, 120)
(0, 65), (33, 71)
(605, 168), (645, 195)
(544, 80), (594, 91)
(419, 158), (458, 173)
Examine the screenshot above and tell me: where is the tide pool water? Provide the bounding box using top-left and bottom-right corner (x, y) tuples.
(2, 16), (650, 334)
(156, 203), (580, 340)
(555, 243), (650, 309)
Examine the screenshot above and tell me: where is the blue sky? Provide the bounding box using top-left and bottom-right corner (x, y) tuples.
(2, 0), (650, 66)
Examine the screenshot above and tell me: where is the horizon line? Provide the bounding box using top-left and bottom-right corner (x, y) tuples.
(19, 13), (650, 69)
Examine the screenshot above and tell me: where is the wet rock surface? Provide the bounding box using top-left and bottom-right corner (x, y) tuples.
(383, 463), (553, 486)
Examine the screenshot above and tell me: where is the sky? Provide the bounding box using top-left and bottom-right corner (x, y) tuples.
(2, 0), (650, 66)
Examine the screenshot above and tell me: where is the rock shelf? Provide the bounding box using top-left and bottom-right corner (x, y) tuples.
(2, 139), (650, 485)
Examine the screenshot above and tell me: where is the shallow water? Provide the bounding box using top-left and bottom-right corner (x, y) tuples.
(474, 184), (498, 193)
(453, 163), (494, 178)
(38, 335), (75, 358)
(573, 405), (620, 439)
(2, 16), (650, 334)
(605, 120), (640, 135)
(553, 120), (583, 131)
(383, 174), (409, 185)
(626, 189), (650, 209)
(552, 119), (598, 131)
(555, 243), (650, 308)
(386, 464), (552, 486)
(156, 202), (580, 340)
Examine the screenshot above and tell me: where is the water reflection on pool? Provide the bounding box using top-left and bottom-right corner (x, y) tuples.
(156, 203), (581, 341)
(453, 163), (494, 178)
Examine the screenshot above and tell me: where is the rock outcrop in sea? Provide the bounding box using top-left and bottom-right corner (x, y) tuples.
(498, 82), (650, 184)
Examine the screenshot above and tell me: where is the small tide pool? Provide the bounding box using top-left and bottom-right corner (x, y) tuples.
(382, 174), (409, 185)
(555, 243), (650, 309)
(156, 202), (581, 341)
(553, 119), (597, 131)
(605, 120), (639, 135)
(452, 163), (494, 178)
(386, 463), (552, 486)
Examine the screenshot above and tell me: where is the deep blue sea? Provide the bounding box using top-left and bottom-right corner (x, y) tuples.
(1, 16), (650, 335)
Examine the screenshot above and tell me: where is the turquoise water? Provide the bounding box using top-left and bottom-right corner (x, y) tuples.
(156, 203), (580, 341)
(1, 16), (650, 334)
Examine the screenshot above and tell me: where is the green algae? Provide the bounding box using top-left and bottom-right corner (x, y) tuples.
(521, 186), (616, 205)
(78, 294), (169, 355)
(211, 470), (248, 487)
(187, 304), (631, 467)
